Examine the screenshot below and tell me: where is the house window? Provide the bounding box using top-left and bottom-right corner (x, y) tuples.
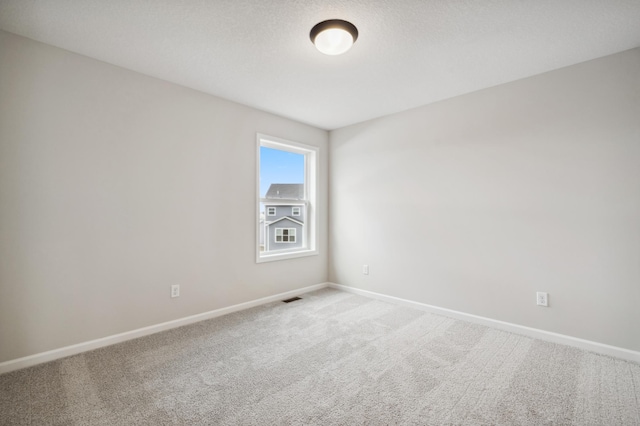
(257, 134), (318, 262)
(275, 228), (296, 243)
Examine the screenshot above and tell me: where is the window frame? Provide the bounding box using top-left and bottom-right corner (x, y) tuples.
(292, 206), (301, 216)
(266, 206), (276, 216)
(256, 134), (318, 263)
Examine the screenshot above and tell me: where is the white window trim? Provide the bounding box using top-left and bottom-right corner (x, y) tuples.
(292, 207), (301, 216)
(256, 134), (318, 263)
(266, 206), (276, 216)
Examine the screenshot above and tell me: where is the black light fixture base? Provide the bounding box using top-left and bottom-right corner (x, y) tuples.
(310, 19), (359, 44)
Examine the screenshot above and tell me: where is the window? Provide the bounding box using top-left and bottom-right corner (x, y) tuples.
(275, 228), (296, 243)
(257, 134), (318, 262)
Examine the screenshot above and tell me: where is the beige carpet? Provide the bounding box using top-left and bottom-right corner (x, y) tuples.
(1, 288), (639, 425)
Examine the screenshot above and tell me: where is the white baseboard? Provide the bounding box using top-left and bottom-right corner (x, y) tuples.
(4, 281), (636, 375)
(328, 282), (640, 364)
(0, 282), (329, 375)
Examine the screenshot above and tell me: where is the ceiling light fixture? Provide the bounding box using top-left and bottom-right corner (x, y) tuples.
(310, 19), (358, 56)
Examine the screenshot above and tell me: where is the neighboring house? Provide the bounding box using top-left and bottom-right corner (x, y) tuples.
(259, 212), (265, 251)
(263, 184), (304, 251)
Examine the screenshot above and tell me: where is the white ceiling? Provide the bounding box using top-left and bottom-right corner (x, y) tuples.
(1, 1), (639, 130)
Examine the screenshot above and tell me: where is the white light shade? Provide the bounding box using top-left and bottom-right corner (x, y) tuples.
(314, 28), (354, 55)
(310, 20), (359, 56)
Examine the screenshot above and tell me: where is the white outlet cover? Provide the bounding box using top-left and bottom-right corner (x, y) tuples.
(536, 292), (548, 307)
(171, 285), (180, 298)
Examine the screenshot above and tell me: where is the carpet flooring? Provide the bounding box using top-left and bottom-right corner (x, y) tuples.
(1, 288), (639, 425)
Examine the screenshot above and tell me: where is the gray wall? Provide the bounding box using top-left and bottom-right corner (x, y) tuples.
(1, 28), (638, 363)
(329, 48), (640, 352)
(0, 30), (329, 363)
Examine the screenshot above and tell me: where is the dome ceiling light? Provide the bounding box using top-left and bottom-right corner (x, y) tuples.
(310, 19), (358, 55)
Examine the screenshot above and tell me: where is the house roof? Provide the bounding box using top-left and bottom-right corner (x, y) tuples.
(265, 184), (303, 200)
(265, 216), (304, 227)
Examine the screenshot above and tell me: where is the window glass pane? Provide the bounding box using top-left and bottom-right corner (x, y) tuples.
(259, 147), (304, 199)
(258, 135), (317, 261)
(260, 146), (305, 253)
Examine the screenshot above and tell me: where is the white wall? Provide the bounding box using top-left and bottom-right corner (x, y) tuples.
(329, 48), (640, 352)
(1, 28), (638, 364)
(0, 30), (329, 363)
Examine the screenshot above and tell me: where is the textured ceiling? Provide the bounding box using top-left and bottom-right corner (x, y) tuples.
(1, 0), (639, 130)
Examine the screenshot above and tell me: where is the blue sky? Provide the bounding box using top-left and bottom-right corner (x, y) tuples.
(259, 147), (304, 197)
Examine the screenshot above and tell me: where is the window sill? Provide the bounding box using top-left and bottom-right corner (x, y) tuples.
(257, 248), (318, 263)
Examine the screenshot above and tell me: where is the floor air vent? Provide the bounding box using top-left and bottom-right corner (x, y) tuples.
(282, 297), (302, 303)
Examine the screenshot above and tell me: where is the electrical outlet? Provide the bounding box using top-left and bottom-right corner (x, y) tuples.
(536, 292), (548, 307)
(171, 285), (180, 298)
(363, 265), (369, 275)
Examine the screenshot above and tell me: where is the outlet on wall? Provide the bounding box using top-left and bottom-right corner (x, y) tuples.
(536, 292), (548, 307)
(171, 285), (180, 298)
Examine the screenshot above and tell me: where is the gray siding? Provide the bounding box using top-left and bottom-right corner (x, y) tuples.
(266, 217), (304, 251)
(264, 205), (305, 224)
